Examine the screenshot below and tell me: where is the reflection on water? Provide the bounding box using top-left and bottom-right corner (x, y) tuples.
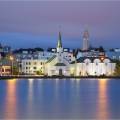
(4, 79), (17, 119)
(0, 78), (120, 119)
(97, 79), (109, 120)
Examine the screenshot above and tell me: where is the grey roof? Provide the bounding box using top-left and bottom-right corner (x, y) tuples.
(54, 63), (66, 66)
(70, 57), (112, 64)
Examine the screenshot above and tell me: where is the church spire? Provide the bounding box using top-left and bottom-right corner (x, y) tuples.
(57, 31), (62, 48)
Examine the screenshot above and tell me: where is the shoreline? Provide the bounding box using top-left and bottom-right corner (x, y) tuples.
(1, 75), (120, 80)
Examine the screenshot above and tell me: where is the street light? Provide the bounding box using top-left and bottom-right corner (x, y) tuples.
(0, 62), (2, 76)
(9, 56), (14, 75)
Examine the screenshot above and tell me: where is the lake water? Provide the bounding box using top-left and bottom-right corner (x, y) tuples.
(0, 78), (120, 119)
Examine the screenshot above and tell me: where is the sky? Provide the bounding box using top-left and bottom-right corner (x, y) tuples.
(0, 1), (120, 50)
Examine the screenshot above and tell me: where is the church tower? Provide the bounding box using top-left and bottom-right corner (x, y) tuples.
(83, 29), (89, 51)
(57, 31), (63, 53)
(56, 31), (63, 63)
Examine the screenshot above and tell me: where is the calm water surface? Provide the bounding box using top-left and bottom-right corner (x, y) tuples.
(0, 78), (120, 119)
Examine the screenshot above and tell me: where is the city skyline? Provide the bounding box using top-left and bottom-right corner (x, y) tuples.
(0, 1), (120, 49)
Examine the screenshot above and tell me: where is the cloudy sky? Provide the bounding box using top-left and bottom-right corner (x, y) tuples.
(0, 1), (120, 49)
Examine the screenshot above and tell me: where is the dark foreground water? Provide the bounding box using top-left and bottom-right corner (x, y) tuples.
(0, 78), (120, 119)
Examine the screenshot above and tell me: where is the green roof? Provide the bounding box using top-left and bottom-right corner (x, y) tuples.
(46, 55), (56, 63)
(57, 32), (62, 48)
(54, 63), (66, 66)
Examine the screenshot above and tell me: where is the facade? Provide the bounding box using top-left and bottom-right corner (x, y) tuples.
(21, 59), (47, 75)
(70, 57), (115, 76)
(45, 32), (75, 76)
(0, 59), (11, 76)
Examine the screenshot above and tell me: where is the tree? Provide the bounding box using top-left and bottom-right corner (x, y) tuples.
(114, 60), (120, 76)
(99, 46), (105, 52)
(13, 65), (19, 75)
(36, 70), (44, 75)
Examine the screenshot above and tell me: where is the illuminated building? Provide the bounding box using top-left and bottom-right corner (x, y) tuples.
(83, 29), (89, 51)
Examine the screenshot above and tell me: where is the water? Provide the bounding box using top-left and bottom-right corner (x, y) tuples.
(0, 78), (120, 119)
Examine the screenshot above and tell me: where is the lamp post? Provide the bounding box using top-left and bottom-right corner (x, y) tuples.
(0, 62), (2, 76)
(10, 56), (14, 76)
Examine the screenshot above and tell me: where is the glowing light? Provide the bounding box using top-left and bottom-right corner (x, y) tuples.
(96, 79), (109, 119)
(70, 67), (75, 74)
(100, 56), (105, 61)
(4, 79), (17, 119)
(9, 56), (14, 61)
(55, 70), (58, 74)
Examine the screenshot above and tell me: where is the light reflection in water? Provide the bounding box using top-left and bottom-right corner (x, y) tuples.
(28, 78), (34, 103)
(27, 78), (34, 117)
(0, 78), (120, 119)
(4, 79), (17, 119)
(97, 79), (109, 119)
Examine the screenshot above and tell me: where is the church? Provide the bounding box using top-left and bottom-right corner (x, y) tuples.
(45, 32), (74, 76)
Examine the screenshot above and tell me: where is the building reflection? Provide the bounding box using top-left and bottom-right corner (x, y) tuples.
(28, 78), (34, 101)
(4, 79), (17, 119)
(25, 79), (34, 117)
(97, 79), (110, 119)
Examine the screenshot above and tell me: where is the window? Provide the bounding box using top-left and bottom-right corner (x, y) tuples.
(26, 67), (28, 69)
(33, 67), (36, 69)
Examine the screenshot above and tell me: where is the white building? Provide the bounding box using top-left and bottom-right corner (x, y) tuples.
(21, 59), (47, 75)
(45, 32), (75, 76)
(70, 57), (116, 76)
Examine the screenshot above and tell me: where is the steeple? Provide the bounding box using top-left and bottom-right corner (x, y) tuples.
(56, 31), (63, 53)
(83, 29), (89, 51)
(57, 31), (62, 48)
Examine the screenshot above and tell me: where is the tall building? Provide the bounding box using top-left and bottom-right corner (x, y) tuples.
(83, 29), (89, 51)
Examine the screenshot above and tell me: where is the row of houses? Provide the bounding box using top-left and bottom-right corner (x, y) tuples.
(16, 32), (116, 76)
(0, 32), (120, 76)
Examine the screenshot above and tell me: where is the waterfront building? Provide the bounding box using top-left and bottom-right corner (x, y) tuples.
(45, 32), (74, 76)
(70, 57), (115, 76)
(0, 58), (11, 76)
(21, 59), (47, 75)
